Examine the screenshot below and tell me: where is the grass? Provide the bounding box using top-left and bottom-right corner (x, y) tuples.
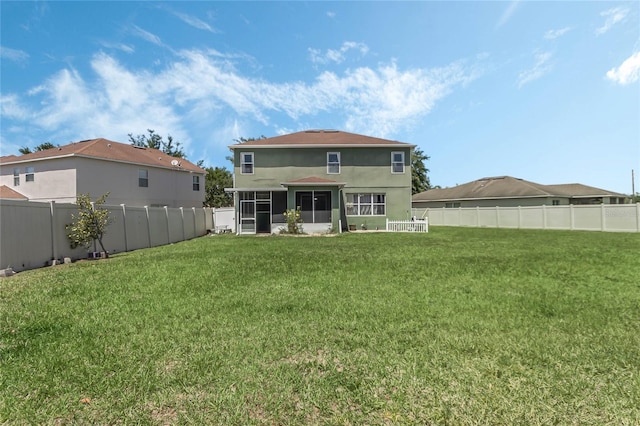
(1, 227), (639, 425)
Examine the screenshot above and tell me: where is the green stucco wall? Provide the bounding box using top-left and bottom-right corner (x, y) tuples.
(232, 146), (413, 231)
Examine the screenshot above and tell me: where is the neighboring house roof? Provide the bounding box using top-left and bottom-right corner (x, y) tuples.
(0, 138), (205, 174)
(0, 185), (28, 200)
(412, 176), (627, 202)
(228, 130), (416, 149)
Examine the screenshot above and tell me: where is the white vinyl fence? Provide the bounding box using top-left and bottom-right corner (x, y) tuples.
(412, 204), (640, 233)
(0, 200), (217, 272)
(386, 218), (428, 232)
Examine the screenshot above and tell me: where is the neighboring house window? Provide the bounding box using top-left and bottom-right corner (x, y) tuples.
(193, 175), (200, 191)
(25, 166), (35, 182)
(391, 152), (405, 173)
(13, 168), (20, 186)
(552, 200), (560, 206)
(241, 152), (254, 174)
(445, 202), (461, 208)
(346, 193), (386, 216)
(327, 152), (340, 174)
(139, 169), (149, 187)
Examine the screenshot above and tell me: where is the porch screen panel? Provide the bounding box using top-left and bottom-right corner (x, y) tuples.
(272, 191), (287, 224)
(314, 191), (331, 223)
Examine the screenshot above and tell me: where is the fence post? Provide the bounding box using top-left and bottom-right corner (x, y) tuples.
(636, 203), (640, 233)
(180, 207), (186, 241)
(121, 204), (128, 252)
(496, 206), (500, 228)
(542, 205), (547, 230)
(145, 206), (152, 248)
(476, 206), (480, 227)
(192, 207), (197, 237)
(386, 218), (389, 231)
(164, 206), (171, 244)
(518, 206), (522, 229)
(570, 205), (574, 230)
(50, 201), (58, 262)
(601, 203), (606, 232)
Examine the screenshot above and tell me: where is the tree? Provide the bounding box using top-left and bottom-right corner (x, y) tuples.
(204, 166), (234, 207)
(128, 129), (186, 158)
(66, 193), (113, 257)
(19, 142), (58, 154)
(411, 148), (432, 195)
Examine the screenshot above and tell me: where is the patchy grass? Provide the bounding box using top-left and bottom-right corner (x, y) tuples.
(1, 227), (639, 424)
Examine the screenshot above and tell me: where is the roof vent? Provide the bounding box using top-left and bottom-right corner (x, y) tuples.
(133, 145), (146, 150)
(107, 143), (111, 148)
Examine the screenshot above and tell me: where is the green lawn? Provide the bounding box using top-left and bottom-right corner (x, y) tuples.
(1, 228), (639, 424)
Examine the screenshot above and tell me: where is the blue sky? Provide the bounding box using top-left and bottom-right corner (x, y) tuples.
(1, 1), (639, 194)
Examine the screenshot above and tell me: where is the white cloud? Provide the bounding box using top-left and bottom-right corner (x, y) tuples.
(0, 94), (31, 120)
(596, 7), (629, 35)
(97, 41), (135, 54)
(326, 11), (336, 19)
(606, 51), (640, 85)
(172, 11), (218, 33)
(0, 46), (29, 63)
(517, 51), (553, 88)
(544, 27), (571, 40)
(497, 1), (521, 28)
(309, 41), (369, 65)
(131, 25), (164, 46)
(5, 50), (478, 154)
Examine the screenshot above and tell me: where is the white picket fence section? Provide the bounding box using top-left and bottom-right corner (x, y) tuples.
(386, 218), (429, 233)
(412, 204), (640, 233)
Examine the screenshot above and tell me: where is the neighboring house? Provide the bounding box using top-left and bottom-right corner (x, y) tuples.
(0, 185), (28, 200)
(0, 138), (206, 208)
(227, 129), (415, 234)
(412, 176), (629, 209)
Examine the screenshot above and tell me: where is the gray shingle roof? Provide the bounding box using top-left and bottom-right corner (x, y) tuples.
(412, 176), (626, 202)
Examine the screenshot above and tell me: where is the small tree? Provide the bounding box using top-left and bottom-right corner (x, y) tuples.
(203, 166), (234, 207)
(66, 193), (113, 257)
(128, 129), (186, 159)
(19, 142), (58, 154)
(411, 147), (432, 195)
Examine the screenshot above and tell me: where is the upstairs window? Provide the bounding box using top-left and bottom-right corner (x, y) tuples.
(139, 169), (148, 187)
(25, 166), (35, 182)
(391, 152), (405, 174)
(241, 152), (254, 174)
(13, 168), (20, 186)
(327, 152), (340, 174)
(193, 175), (200, 191)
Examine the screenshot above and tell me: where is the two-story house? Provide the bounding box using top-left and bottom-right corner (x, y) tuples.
(227, 130), (415, 234)
(0, 138), (206, 208)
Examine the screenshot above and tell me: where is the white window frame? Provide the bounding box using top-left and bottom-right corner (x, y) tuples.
(25, 166), (35, 182)
(391, 151), (405, 174)
(138, 169), (149, 187)
(192, 175), (200, 191)
(327, 152), (340, 174)
(345, 193), (386, 216)
(13, 168), (20, 186)
(241, 152), (254, 175)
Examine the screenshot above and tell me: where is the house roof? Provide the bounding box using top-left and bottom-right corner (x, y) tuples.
(228, 130), (416, 149)
(0, 185), (28, 200)
(412, 176), (627, 202)
(0, 138), (206, 174)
